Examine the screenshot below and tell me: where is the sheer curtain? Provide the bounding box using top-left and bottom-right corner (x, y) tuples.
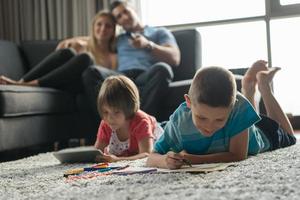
(0, 0), (110, 43)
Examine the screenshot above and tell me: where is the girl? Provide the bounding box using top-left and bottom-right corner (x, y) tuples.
(0, 11), (117, 93)
(94, 75), (163, 162)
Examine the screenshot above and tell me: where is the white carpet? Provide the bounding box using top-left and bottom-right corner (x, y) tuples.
(1, 142), (300, 200)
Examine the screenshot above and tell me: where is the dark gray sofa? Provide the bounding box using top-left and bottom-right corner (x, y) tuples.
(0, 41), (99, 153)
(0, 29), (202, 153)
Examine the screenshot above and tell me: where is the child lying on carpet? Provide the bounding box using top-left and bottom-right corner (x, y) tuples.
(146, 60), (296, 169)
(94, 75), (163, 162)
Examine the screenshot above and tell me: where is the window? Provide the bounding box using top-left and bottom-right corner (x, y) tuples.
(280, 0), (300, 5)
(198, 22), (267, 69)
(140, 0), (265, 26)
(271, 17), (300, 115)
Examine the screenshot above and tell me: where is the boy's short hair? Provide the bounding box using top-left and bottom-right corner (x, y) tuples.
(97, 75), (140, 119)
(188, 66), (237, 107)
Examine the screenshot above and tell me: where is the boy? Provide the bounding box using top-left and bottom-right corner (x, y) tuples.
(146, 60), (296, 169)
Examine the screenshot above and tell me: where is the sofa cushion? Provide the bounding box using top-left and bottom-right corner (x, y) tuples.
(0, 40), (27, 80)
(20, 40), (59, 69)
(0, 85), (77, 117)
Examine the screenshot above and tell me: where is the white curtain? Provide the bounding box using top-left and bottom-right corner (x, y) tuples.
(0, 0), (110, 43)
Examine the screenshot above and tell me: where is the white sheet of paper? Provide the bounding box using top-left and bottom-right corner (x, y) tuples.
(112, 162), (235, 175)
(157, 162), (236, 173)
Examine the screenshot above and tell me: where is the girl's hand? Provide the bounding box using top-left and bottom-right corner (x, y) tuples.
(101, 146), (119, 162)
(164, 151), (184, 169)
(95, 155), (105, 163)
(102, 154), (119, 163)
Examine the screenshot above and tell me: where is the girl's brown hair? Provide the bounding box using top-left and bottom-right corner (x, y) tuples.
(97, 75), (140, 119)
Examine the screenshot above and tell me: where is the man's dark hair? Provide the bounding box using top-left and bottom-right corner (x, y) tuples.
(110, 1), (126, 12)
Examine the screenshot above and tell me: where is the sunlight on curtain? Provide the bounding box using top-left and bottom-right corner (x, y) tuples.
(0, 0), (108, 42)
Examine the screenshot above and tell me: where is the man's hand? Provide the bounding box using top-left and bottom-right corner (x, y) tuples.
(129, 34), (151, 49)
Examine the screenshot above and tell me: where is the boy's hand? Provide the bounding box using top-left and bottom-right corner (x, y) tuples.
(179, 150), (192, 167)
(165, 151), (184, 169)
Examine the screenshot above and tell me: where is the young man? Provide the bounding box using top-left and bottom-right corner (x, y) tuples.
(146, 60), (296, 169)
(82, 1), (180, 122)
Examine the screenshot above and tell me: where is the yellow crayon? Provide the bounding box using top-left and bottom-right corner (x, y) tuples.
(64, 168), (84, 177)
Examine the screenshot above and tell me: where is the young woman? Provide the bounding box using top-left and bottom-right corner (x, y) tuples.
(0, 11), (117, 94)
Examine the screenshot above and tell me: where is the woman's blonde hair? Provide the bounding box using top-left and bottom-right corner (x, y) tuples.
(88, 10), (116, 54)
(97, 75), (140, 119)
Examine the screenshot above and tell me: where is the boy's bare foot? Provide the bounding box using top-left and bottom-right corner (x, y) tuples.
(242, 60), (269, 97)
(244, 60), (268, 82)
(257, 67), (281, 94)
(242, 60), (269, 109)
(241, 75), (256, 99)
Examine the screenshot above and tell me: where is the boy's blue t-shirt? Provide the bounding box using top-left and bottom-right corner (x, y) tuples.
(116, 26), (178, 72)
(154, 93), (269, 155)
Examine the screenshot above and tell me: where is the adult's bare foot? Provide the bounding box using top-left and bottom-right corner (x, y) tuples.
(0, 76), (18, 85)
(0, 76), (38, 86)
